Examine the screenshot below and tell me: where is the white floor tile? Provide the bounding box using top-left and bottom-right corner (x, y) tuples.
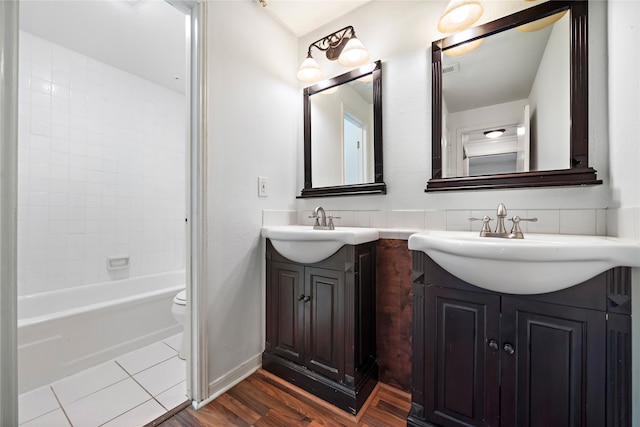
(18, 386), (59, 425)
(51, 361), (128, 405)
(101, 399), (166, 427)
(64, 378), (152, 427)
(134, 356), (186, 396)
(155, 381), (188, 411)
(20, 409), (70, 427)
(162, 333), (182, 353)
(116, 341), (178, 375)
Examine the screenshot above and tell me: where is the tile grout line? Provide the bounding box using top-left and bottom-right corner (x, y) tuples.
(115, 349), (178, 377)
(49, 385), (74, 427)
(21, 338), (183, 427)
(161, 338), (180, 353)
(99, 360), (168, 426)
(96, 398), (158, 427)
(55, 376), (133, 409)
(118, 359), (172, 412)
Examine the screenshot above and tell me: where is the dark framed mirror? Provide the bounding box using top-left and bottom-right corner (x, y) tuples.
(427, 0), (602, 192)
(299, 60), (385, 198)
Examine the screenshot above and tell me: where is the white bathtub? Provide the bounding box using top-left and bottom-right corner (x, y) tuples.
(18, 270), (185, 393)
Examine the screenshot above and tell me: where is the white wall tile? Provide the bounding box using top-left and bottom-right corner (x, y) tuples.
(559, 209), (596, 235)
(353, 211), (370, 227)
(425, 210), (446, 230)
(405, 211), (425, 229)
(17, 31), (186, 295)
(526, 209), (560, 234)
(337, 210), (355, 227)
(596, 209), (607, 236)
(387, 210), (405, 228)
(446, 210), (472, 231)
(369, 210), (387, 228)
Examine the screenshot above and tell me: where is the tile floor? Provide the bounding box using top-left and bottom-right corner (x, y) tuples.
(18, 334), (188, 427)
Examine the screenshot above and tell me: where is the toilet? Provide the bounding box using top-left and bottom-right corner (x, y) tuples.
(171, 290), (187, 360)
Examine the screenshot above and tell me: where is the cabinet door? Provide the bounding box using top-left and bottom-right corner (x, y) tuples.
(305, 267), (345, 382)
(425, 286), (500, 427)
(267, 262), (305, 365)
(501, 297), (606, 427)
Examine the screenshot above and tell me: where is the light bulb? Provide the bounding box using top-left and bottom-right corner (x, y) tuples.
(438, 0), (483, 33)
(338, 37), (370, 67)
(296, 56), (323, 83)
(443, 38), (483, 56)
(449, 5), (470, 24)
(484, 129), (505, 139)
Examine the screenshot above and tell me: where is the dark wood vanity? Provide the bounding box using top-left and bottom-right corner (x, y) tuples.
(408, 251), (632, 427)
(262, 239), (378, 414)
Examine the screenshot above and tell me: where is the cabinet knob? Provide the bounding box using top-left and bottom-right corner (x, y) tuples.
(488, 339), (499, 350)
(298, 295), (305, 301)
(303, 296), (311, 302)
(503, 343), (515, 355)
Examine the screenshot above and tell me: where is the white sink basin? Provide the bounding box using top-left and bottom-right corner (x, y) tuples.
(408, 230), (640, 295)
(261, 225), (379, 264)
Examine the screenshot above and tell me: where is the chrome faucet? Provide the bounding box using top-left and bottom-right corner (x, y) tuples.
(309, 206), (339, 230)
(469, 203), (537, 239)
(495, 203), (508, 235)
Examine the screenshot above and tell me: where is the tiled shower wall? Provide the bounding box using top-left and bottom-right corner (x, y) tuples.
(17, 31), (186, 296)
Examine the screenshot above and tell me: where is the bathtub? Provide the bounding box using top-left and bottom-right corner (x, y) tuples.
(18, 270), (185, 393)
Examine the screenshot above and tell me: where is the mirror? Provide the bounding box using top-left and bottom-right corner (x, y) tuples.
(428, 0), (601, 191)
(300, 60), (385, 198)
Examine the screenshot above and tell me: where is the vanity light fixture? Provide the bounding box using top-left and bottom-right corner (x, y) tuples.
(484, 129), (505, 139)
(443, 38), (484, 56)
(319, 86), (340, 95)
(517, 10), (568, 32)
(438, 0), (484, 33)
(296, 26), (370, 83)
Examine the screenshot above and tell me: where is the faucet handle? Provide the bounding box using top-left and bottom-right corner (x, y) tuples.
(509, 215), (538, 224)
(308, 213), (320, 226)
(469, 216), (493, 236)
(508, 216), (538, 237)
(327, 215), (340, 230)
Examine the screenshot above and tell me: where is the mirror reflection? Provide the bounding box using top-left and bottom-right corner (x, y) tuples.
(311, 77), (374, 187)
(301, 60), (385, 198)
(441, 10), (570, 178)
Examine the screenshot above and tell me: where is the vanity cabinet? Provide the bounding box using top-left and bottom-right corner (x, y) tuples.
(263, 239), (378, 414)
(409, 252), (632, 427)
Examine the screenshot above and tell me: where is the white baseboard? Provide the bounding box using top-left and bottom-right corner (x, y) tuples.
(195, 353), (261, 409)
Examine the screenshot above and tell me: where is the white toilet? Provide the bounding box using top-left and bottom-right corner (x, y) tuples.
(171, 290), (187, 360)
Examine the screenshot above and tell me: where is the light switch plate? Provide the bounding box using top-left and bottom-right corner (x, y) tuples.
(258, 176), (268, 197)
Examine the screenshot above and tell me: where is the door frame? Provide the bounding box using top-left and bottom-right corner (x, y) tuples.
(0, 1), (210, 421)
(0, 0), (19, 423)
(168, 0), (210, 407)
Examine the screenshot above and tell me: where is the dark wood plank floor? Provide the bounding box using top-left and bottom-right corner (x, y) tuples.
(157, 370), (410, 427)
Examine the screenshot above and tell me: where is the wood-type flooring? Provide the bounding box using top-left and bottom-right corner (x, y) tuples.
(155, 370), (410, 427)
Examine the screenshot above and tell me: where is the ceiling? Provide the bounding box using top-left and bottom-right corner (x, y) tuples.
(259, 0), (373, 37)
(442, 20), (558, 113)
(18, 0), (369, 94)
(19, 0), (187, 93)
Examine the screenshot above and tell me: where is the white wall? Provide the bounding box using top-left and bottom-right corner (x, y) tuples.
(310, 91), (342, 187)
(205, 0), (298, 395)
(16, 31), (186, 296)
(528, 12), (570, 171)
(606, 0), (640, 422)
(205, 0), (639, 412)
(295, 1), (611, 214)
